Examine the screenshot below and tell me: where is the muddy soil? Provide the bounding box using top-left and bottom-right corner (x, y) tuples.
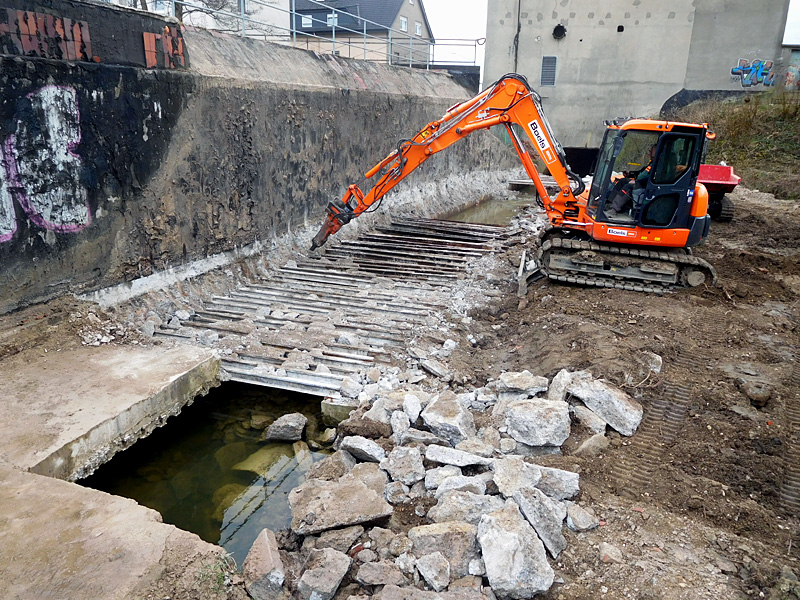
(440, 186), (800, 599)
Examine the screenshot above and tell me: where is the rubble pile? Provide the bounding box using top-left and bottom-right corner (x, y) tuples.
(241, 364), (644, 600)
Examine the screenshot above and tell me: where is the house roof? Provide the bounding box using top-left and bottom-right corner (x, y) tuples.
(293, 0), (435, 41)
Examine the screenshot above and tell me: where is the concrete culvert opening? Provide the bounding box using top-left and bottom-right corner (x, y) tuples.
(81, 382), (330, 566)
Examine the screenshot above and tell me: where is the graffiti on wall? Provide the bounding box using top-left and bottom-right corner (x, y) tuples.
(0, 8), (98, 62)
(730, 58), (776, 87)
(0, 85), (91, 243)
(143, 26), (185, 69)
(786, 50), (800, 89)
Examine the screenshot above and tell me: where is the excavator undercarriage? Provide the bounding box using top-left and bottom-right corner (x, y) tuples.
(537, 230), (717, 292)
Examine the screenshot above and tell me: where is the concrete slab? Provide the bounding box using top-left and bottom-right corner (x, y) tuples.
(0, 461), (225, 600)
(0, 343), (229, 599)
(0, 344), (219, 480)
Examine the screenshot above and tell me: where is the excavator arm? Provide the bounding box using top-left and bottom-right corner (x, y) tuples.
(310, 73), (586, 250)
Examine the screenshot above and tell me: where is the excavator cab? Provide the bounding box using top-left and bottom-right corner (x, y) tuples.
(588, 120), (708, 245)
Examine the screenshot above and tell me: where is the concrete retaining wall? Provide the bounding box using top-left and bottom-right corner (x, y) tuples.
(0, 0), (516, 314)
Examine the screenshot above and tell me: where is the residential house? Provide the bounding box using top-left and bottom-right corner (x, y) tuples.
(291, 0), (435, 66)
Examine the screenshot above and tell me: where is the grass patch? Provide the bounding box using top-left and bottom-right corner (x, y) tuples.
(665, 91), (800, 200)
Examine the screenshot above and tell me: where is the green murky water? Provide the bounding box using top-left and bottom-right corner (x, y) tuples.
(445, 196), (537, 225)
(82, 383), (326, 565)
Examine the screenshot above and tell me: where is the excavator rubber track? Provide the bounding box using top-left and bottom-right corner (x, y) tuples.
(538, 232), (718, 293)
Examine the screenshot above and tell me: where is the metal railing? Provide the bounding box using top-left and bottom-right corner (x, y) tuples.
(125, 0), (480, 68)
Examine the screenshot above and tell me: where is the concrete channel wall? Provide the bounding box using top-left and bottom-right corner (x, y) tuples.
(0, 0), (516, 314)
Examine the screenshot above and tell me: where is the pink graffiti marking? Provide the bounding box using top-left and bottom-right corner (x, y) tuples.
(0, 85), (91, 242)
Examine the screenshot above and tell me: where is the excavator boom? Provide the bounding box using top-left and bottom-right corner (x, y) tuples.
(310, 74), (584, 249)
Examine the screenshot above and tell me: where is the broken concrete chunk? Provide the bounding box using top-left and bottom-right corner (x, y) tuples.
(233, 445), (293, 475)
(391, 410), (411, 437)
(546, 369), (576, 403)
(497, 370), (549, 395)
(490, 457), (541, 498)
(351, 462), (389, 495)
(416, 552), (450, 592)
(408, 521), (479, 579)
(455, 438), (495, 458)
(573, 433), (610, 456)
(434, 475), (487, 499)
(505, 399), (570, 446)
(421, 391), (476, 446)
(316, 525), (364, 554)
(288, 474), (393, 535)
(385, 481), (410, 505)
(340, 376), (363, 399)
(389, 535), (413, 557)
(567, 376), (643, 436)
(566, 503), (599, 532)
(427, 490), (506, 526)
(321, 396), (360, 425)
(513, 488), (567, 559)
(599, 542), (624, 564)
(380, 446), (426, 486)
(536, 465), (580, 500)
(403, 393), (423, 423)
(425, 445), (493, 467)
(380, 584), (484, 600)
(306, 450), (356, 481)
(477, 500), (554, 598)
(340, 436), (386, 463)
(243, 528), (286, 600)
(363, 398), (391, 425)
(401, 428), (446, 446)
(425, 465), (463, 490)
(297, 548), (351, 600)
(570, 405), (608, 435)
(420, 359), (453, 382)
(355, 561), (407, 586)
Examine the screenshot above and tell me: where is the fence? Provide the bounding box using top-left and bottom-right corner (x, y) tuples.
(140, 0), (481, 68)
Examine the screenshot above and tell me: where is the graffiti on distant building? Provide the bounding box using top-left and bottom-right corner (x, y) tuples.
(0, 8), (98, 61)
(730, 58), (776, 87)
(143, 26), (185, 69)
(786, 50), (800, 89)
(0, 86), (91, 243)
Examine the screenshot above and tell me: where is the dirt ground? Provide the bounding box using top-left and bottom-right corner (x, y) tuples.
(2, 185), (799, 599)
(439, 185), (800, 599)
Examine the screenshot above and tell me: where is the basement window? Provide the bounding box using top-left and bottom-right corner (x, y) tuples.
(541, 56), (557, 86)
(301, 15), (312, 28)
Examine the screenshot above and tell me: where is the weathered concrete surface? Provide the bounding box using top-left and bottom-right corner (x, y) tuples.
(0, 461), (224, 600)
(0, 344), (218, 480)
(0, 343), (223, 599)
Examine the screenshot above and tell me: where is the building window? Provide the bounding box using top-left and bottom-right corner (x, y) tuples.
(400, 16), (408, 32)
(541, 56), (557, 86)
(301, 15), (312, 28)
(415, 21), (422, 36)
(327, 12), (338, 27)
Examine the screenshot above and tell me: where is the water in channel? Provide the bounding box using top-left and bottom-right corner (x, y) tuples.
(82, 383), (327, 565)
(444, 195), (537, 225)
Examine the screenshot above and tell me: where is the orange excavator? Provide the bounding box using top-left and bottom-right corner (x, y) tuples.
(311, 73), (717, 291)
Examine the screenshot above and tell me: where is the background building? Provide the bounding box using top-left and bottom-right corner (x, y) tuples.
(484, 0), (794, 160)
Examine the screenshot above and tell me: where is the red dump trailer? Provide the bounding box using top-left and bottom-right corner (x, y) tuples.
(698, 164), (740, 222)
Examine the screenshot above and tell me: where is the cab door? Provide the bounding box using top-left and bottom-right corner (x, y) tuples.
(638, 133), (702, 228)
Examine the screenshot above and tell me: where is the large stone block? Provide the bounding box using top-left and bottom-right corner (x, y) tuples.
(243, 528), (286, 600)
(567, 375), (643, 436)
(505, 399), (570, 447)
(477, 501), (554, 598)
(297, 548), (351, 600)
(408, 521), (479, 579)
(421, 391), (476, 446)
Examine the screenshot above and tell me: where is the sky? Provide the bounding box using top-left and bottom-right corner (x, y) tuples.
(785, 0), (800, 44)
(423, 0), (488, 66)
